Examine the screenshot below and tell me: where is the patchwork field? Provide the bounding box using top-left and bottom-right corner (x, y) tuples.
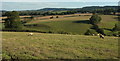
(2, 32), (118, 59)
(24, 15), (118, 35)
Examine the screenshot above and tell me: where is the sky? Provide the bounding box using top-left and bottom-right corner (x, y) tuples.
(2, 0), (120, 2)
(1, 0), (120, 11)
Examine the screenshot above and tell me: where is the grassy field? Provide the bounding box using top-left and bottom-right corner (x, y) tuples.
(1, 14), (119, 59)
(1, 14), (118, 35)
(2, 32), (118, 59)
(0, 16), (31, 19)
(0, 23), (2, 30)
(25, 15), (118, 35)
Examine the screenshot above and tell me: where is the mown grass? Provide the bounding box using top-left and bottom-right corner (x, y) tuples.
(2, 32), (118, 59)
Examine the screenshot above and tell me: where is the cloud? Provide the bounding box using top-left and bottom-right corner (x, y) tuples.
(2, 2), (118, 11)
(2, 0), (42, 2)
(2, 2), (61, 10)
(2, 0), (120, 2)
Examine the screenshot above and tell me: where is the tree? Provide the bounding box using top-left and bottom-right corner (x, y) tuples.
(103, 9), (113, 15)
(97, 28), (105, 35)
(90, 14), (102, 25)
(85, 29), (97, 35)
(91, 24), (99, 30)
(5, 11), (23, 29)
(113, 22), (120, 31)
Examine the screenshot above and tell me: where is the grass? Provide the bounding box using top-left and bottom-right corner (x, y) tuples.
(0, 23), (4, 30)
(1, 14), (119, 59)
(2, 32), (118, 59)
(1, 14), (118, 35)
(26, 16), (92, 35)
(98, 15), (118, 29)
(25, 15), (118, 35)
(26, 20), (91, 34)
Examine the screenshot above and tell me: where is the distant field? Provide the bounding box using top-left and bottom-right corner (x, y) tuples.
(25, 15), (118, 35)
(1, 14), (118, 35)
(2, 32), (118, 59)
(0, 16), (31, 19)
(0, 23), (3, 30)
(98, 15), (118, 29)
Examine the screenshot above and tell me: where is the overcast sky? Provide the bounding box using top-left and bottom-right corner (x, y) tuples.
(2, 0), (120, 2)
(1, 0), (120, 11)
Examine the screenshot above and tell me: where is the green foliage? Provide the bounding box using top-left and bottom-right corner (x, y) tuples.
(91, 24), (99, 30)
(112, 31), (120, 36)
(11, 21), (23, 29)
(85, 29), (98, 35)
(23, 15), (116, 35)
(2, 6), (119, 16)
(97, 28), (105, 35)
(103, 9), (114, 15)
(90, 24), (105, 35)
(90, 14), (102, 25)
(57, 31), (70, 34)
(113, 22), (120, 31)
(103, 29), (120, 36)
(4, 11), (23, 29)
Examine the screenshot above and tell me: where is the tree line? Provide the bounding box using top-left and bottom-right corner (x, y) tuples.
(85, 13), (120, 36)
(2, 6), (120, 16)
(3, 10), (120, 36)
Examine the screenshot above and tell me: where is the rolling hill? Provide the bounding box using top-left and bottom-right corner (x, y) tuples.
(2, 32), (118, 59)
(24, 15), (118, 35)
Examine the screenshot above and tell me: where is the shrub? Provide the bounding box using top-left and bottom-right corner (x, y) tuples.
(91, 24), (99, 30)
(112, 31), (120, 37)
(97, 28), (105, 35)
(85, 29), (98, 35)
(48, 31), (53, 33)
(112, 22), (120, 31)
(57, 31), (70, 34)
(103, 30), (113, 36)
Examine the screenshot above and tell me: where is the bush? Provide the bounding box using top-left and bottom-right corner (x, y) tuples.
(112, 22), (120, 31)
(57, 31), (69, 34)
(91, 24), (99, 30)
(103, 29), (113, 36)
(48, 31), (53, 33)
(97, 28), (105, 35)
(112, 31), (120, 37)
(104, 31), (120, 37)
(85, 29), (98, 35)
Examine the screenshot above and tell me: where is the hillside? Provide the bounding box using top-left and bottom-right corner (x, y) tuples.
(2, 32), (118, 59)
(24, 15), (118, 35)
(27, 6), (120, 11)
(38, 8), (73, 11)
